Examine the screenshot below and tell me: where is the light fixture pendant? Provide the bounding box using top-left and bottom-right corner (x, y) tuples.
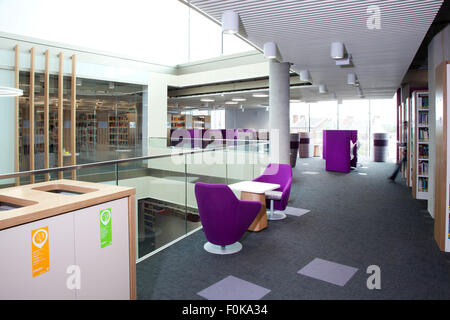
(347, 73), (357, 85)
(299, 70), (311, 82)
(356, 87), (363, 97)
(222, 10), (239, 34)
(0, 86), (23, 97)
(264, 42), (277, 59)
(331, 42), (345, 59)
(319, 84), (327, 94)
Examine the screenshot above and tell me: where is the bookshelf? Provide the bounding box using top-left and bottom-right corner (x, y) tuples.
(170, 114), (186, 129)
(412, 90), (429, 200)
(108, 113), (129, 146)
(192, 115), (211, 129)
(169, 113), (211, 129)
(76, 112), (96, 152)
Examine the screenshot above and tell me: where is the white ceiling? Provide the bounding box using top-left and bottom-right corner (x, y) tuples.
(188, 0), (443, 102)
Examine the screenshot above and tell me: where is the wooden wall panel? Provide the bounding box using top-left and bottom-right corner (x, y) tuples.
(14, 45), (19, 186)
(71, 55), (76, 180)
(29, 48), (35, 184)
(434, 61), (448, 251)
(44, 50), (50, 181)
(58, 53), (63, 179)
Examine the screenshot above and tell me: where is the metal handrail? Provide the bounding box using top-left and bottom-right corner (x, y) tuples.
(0, 140), (268, 180)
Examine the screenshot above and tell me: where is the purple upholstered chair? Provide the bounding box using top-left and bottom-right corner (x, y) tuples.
(253, 163), (292, 221)
(194, 182), (261, 254)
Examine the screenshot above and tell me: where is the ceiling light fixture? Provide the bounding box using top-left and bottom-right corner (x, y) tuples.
(253, 93), (268, 98)
(347, 73), (357, 85)
(336, 54), (352, 66)
(331, 42), (345, 59)
(263, 42), (277, 59)
(356, 87), (363, 97)
(0, 86), (23, 97)
(222, 10), (239, 35)
(225, 101), (238, 105)
(200, 98), (215, 102)
(232, 97), (246, 102)
(299, 70), (311, 82)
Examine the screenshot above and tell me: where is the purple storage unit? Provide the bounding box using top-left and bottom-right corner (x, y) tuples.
(323, 130), (358, 173)
(324, 130), (351, 173)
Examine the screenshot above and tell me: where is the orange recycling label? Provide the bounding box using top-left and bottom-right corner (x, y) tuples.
(31, 226), (50, 277)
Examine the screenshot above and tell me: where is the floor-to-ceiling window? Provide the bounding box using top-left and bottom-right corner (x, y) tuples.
(289, 96), (397, 161)
(309, 101), (338, 153)
(339, 100), (371, 158)
(290, 102), (309, 133)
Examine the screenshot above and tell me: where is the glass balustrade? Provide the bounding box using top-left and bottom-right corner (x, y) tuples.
(0, 138), (270, 261)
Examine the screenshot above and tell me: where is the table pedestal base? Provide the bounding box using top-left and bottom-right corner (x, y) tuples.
(241, 191), (267, 232)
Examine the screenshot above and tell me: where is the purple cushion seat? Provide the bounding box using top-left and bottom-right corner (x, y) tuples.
(194, 182), (261, 247)
(253, 163), (292, 211)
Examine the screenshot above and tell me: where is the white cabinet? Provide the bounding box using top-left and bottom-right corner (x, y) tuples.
(73, 197), (130, 299)
(0, 213), (76, 300)
(0, 197), (131, 299)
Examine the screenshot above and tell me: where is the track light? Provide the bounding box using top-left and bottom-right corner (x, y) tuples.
(222, 10), (239, 34)
(348, 73), (357, 85)
(319, 84), (327, 94)
(264, 42), (277, 59)
(356, 87), (363, 97)
(253, 93), (268, 98)
(299, 70), (311, 82)
(331, 42), (345, 60)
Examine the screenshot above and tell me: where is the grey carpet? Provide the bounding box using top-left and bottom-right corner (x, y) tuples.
(137, 157), (450, 300)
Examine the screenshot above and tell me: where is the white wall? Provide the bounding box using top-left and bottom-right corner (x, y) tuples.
(428, 25), (450, 218)
(225, 109), (269, 129)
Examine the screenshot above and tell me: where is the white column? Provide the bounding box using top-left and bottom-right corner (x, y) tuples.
(146, 73), (169, 148)
(269, 60), (290, 164)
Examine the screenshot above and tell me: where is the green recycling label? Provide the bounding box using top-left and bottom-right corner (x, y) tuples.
(99, 208), (112, 248)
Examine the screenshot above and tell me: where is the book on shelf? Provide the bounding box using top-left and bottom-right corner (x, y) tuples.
(418, 111), (429, 125)
(418, 160), (429, 176)
(419, 144), (429, 159)
(418, 177), (428, 192)
(418, 127), (429, 141)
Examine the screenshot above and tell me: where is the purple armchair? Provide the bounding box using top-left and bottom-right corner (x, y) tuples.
(253, 163), (292, 220)
(194, 182), (261, 254)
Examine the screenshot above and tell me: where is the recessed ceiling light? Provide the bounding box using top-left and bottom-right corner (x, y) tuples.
(253, 93), (268, 98)
(232, 97), (246, 102)
(200, 98), (215, 102)
(225, 101), (238, 105)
